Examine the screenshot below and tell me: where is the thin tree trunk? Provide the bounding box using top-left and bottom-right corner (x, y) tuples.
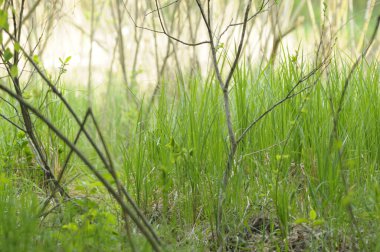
(87, 0), (95, 108)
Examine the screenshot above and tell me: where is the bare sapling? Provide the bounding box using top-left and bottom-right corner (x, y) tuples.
(130, 1), (331, 250)
(0, 0), (67, 198)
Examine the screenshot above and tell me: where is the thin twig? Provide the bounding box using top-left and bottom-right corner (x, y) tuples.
(0, 113), (26, 132)
(145, 0), (181, 16)
(218, 0), (271, 41)
(124, 0), (210, 46)
(237, 60), (329, 144)
(328, 16), (379, 251)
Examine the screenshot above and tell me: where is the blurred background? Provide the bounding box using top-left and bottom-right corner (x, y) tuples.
(12, 0), (380, 94)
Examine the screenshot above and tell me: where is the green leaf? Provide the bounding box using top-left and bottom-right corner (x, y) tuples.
(64, 56), (72, 64)
(32, 55), (40, 64)
(216, 43), (224, 51)
(309, 209), (317, 221)
(294, 218), (308, 224)
(59, 56), (72, 65)
(62, 223), (78, 232)
(102, 173), (115, 185)
(14, 42), (20, 52)
(0, 10), (9, 30)
(3, 48), (12, 62)
(276, 154), (289, 161)
(312, 219), (324, 226)
(17, 131), (25, 138)
(10, 65), (18, 78)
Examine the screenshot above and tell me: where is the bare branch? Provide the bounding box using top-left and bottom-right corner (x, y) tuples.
(145, 0), (181, 17)
(0, 82), (162, 252)
(0, 113), (26, 132)
(218, 0), (271, 41)
(0, 96), (20, 116)
(224, 0), (252, 91)
(1, 1), (68, 198)
(124, 0), (210, 46)
(192, 1), (255, 248)
(195, 0), (224, 88)
(237, 60), (330, 144)
(3, 29), (113, 172)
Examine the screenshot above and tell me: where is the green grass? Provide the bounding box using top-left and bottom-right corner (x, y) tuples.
(0, 56), (379, 251)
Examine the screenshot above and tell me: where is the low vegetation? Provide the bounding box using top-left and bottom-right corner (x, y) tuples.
(0, 0), (379, 251)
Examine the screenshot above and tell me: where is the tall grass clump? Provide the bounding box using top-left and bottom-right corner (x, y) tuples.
(1, 0), (380, 251)
(1, 57), (380, 250)
(99, 56), (379, 250)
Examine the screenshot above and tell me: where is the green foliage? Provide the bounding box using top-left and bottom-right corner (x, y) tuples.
(0, 59), (380, 250)
(32, 55), (40, 65)
(0, 184), (126, 252)
(0, 9), (9, 30)
(14, 42), (20, 52)
(10, 65), (18, 78)
(59, 56), (72, 64)
(3, 47), (12, 62)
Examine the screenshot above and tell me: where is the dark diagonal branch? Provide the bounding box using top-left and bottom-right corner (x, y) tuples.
(1, 1), (67, 198)
(2, 30), (161, 248)
(237, 60), (330, 144)
(0, 82), (162, 252)
(0, 113), (26, 132)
